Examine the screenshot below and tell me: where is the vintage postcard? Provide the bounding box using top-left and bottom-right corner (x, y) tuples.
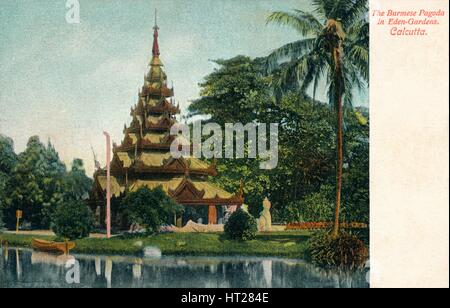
(0, 0), (448, 291)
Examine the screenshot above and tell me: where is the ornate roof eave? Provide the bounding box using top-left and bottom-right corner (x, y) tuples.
(129, 157), (216, 176)
(147, 105), (180, 115)
(168, 178), (244, 206)
(141, 86), (174, 98)
(97, 166), (215, 177)
(104, 150), (216, 176)
(114, 143), (172, 152)
(114, 143), (196, 157)
(146, 118), (176, 130)
(127, 126), (169, 133)
(175, 195), (244, 206)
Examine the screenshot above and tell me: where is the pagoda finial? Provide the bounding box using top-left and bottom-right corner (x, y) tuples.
(152, 9), (160, 57)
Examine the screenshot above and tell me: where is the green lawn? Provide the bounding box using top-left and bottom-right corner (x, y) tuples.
(0, 231), (312, 259)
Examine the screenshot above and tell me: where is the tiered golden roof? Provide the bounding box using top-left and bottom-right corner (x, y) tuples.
(91, 22), (243, 217)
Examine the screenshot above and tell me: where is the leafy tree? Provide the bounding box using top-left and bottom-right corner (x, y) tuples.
(64, 158), (93, 201)
(189, 57), (337, 219)
(224, 209), (257, 241)
(4, 136), (66, 229)
(0, 204), (4, 230)
(342, 109), (369, 223)
(121, 187), (183, 234)
(0, 134), (18, 174)
(276, 185), (335, 223)
(189, 56), (268, 125)
(51, 200), (94, 240)
(189, 56), (274, 217)
(265, 0), (369, 236)
(0, 135), (18, 223)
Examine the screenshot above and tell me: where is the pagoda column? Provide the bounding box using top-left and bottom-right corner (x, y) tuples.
(208, 204), (217, 225)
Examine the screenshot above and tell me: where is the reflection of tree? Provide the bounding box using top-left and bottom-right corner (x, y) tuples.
(132, 259), (143, 280)
(262, 260), (273, 287)
(0, 250), (368, 288)
(95, 257), (101, 276)
(15, 249), (21, 279)
(105, 258), (112, 289)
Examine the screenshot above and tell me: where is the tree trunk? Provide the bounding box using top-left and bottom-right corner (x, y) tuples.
(332, 47), (344, 238)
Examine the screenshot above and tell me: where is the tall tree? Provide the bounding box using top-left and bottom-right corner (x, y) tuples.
(0, 135), (18, 226)
(5, 136), (66, 229)
(64, 158), (93, 201)
(265, 0), (368, 236)
(189, 56), (336, 217)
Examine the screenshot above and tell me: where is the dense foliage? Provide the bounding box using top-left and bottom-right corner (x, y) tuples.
(120, 187), (183, 234)
(2, 136), (66, 229)
(0, 135), (93, 230)
(265, 0), (369, 236)
(63, 159), (93, 201)
(188, 56), (369, 224)
(0, 208), (4, 230)
(224, 209), (258, 241)
(1, 135), (17, 229)
(51, 200), (94, 240)
(276, 185), (335, 223)
(308, 231), (368, 269)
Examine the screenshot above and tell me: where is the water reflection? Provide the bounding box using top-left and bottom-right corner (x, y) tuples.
(0, 247), (369, 288)
(94, 257), (101, 276)
(15, 249), (21, 279)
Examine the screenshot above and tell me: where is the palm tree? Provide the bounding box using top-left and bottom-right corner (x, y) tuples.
(265, 0), (368, 237)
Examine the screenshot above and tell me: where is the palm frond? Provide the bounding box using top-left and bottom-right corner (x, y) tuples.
(264, 38), (316, 74)
(346, 44), (369, 81)
(312, 0), (335, 20)
(299, 52), (328, 93)
(345, 61), (367, 93)
(271, 48), (330, 100)
(347, 20), (369, 44)
(266, 2), (369, 110)
(343, 86), (354, 110)
(342, 0), (368, 28)
(267, 11), (322, 36)
(345, 20), (369, 82)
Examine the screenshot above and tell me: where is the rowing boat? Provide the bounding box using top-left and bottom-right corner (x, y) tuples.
(32, 239), (75, 255)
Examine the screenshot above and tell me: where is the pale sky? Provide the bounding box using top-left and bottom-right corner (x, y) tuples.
(0, 0), (368, 176)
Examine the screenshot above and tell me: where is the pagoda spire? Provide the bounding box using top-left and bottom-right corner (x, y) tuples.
(152, 9), (160, 57)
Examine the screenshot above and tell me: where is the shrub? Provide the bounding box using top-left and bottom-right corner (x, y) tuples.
(224, 209), (257, 241)
(51, 200), (94, 240)
(308, 231), (368, 269)
(121, 186), (183, 234)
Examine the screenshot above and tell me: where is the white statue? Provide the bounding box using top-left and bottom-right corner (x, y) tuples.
(258, 197), (272, 232)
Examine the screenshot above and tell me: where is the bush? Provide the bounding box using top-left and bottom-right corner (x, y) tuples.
(121, 186), (183, 234)
(51, 200), (94, 240)
(224, 209), (257, 241)
(308, 231), (368, 269)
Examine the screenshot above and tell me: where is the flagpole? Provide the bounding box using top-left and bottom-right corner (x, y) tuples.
(103, 131), (111, 239)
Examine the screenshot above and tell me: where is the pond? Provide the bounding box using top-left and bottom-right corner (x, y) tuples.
(0, 248), (369, 288)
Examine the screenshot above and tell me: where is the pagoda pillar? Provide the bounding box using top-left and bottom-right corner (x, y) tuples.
(208, 204), (217, 225)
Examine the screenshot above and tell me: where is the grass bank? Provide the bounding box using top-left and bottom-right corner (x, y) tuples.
(0, 231), (312, 259)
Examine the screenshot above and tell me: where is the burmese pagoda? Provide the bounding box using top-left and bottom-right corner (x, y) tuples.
(90, 22), (244, 228)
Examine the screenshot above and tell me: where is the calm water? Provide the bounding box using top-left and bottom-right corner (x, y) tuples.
(0, 248), (369, 288)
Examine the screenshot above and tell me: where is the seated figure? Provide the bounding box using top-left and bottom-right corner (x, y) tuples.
(258, 197), (272, 232)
